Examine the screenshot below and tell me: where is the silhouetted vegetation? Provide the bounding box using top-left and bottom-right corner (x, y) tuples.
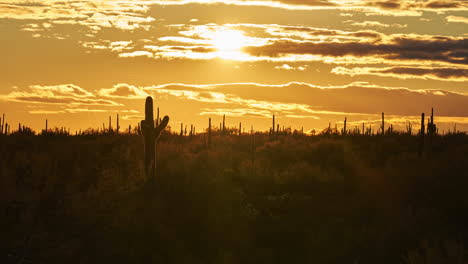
(2, 122), (468, 264)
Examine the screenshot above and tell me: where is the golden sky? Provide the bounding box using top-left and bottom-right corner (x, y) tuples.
(0, 0), (467, 132)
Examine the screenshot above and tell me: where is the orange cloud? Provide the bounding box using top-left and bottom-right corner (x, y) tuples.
(332, 66), (468, 82)
(98, 83), (149, 98)
(1, 84), (120, 106)
(446, 15), (468, 24)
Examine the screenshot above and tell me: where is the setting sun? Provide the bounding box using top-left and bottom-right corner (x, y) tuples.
(210, 29), (247, 52)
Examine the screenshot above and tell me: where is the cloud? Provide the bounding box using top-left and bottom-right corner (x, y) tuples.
(446, 15), (468, 24)
(28, 84), (93, 97)
(121, 114), (144, 120)
(1, 84), (120, 106)
(199, 108), (273, 118)
(98, 83), (148, 98)
(344, 20), (407, 28)
(141, 82), (468, 117)
(64, 108), (109, 113)
(275, 64), (307, 71)
(80, 23), (465, 70)
(28, 110), (66, 114)
(332, 66), (468, 82)
(0, 0), (155, 33)
(118, 51), (153, 58)
(1, 0), (467, 29)
(6, 82), (468, 130)
(244, 34), (468, 66)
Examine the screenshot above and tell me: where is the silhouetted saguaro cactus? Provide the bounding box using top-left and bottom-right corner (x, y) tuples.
(1, 113), (4, 134)
(222, 114), (226, 135)
(116, 114), (120, 134)
(251, 129), (256, 176)
(428, 107), (436, 136)
(239, 122), (242, 136)
(272, 115), (275, 134)
(406, 121), (412, 135)
(208, 117), (212, 148)
(419, 113), (425, 156)
(141, 96), (169, 181)
(381, 112), (385, 135)
(342, 117), (347, 135)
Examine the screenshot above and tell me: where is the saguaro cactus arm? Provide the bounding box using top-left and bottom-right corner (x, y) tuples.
(155, 116), (169, 139)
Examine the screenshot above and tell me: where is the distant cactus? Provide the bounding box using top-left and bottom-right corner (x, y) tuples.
(0, 113), (4, 134)
(342, 117), (347, 135)
(222, 114), (226, 135)
(420, 113), (425, 138)
(272, 115), (275, 134)
(116, 114), (120, 134)
(381, 112), (385, 135)
(388, 124), (393, 134)
(428, 108), (436, 136)
(406, 121), (412, 135)
(251, 129), (256, 176)
(208, 118), (212, 148)
(141, 96), (169, 181)
(419, 113), (425, 156)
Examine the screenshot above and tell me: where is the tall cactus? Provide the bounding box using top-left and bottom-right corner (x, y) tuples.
(0, 113), (4, 134)
(342, 117), (347, 135)
(420, 113), (425, 138)
(208, 117), (212, 148)
(406, 121), (412, 135)
(222, 114), (226, 135)
(419, 113), (425, 156)
(251, 129), (256, 176)
(116, 114), (120, 134)
(272, 115), (275, 134)
(428, 107), (436, 136)
(381, 112), (385, 135)
(141, 96), (169, 181)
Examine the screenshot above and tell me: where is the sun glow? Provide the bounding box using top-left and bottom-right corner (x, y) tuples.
(210, 29), (248, 52)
